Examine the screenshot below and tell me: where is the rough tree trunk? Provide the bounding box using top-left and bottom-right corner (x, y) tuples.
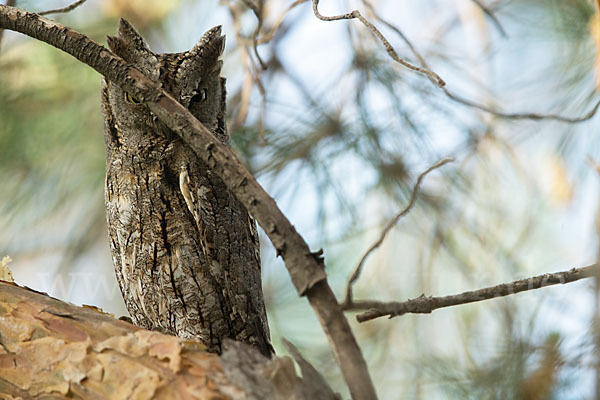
(0, 281), (338, 400)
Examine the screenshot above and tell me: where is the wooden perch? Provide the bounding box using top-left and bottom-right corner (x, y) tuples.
(347, 264), (599, 322)
(0, 281), (339, 400)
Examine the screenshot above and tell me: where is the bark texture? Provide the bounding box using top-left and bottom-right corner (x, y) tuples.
(0, 281), (338, 400)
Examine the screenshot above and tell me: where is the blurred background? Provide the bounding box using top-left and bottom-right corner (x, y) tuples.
(1, 0), (600, 398)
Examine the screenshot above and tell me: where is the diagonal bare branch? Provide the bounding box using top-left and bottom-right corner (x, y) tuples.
(347, 264), (599, 322)
(312, 0), (446, 87)
(38, 0), (87, 16)
(361, 0), (426, 68)
(342, 157), (454, 307)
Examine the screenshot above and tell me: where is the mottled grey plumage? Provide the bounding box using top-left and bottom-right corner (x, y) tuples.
(102, 19), (272, 357)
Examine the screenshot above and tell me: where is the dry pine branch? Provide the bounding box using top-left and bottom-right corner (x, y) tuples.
(0, 280), (339, 399)
(346, 264), (599, 322)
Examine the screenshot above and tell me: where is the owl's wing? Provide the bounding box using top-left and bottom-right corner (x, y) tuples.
(178, 166), (211, 254)
(178, 162), (272, 357)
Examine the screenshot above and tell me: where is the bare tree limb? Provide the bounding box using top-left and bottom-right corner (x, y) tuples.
(346, 264), (599, 322)
(342, 157), (455, 307)
(361, 0), (425, 67)
(0, 5), (377, 399)
(38, 0), (87, 16)
(0, 0), (15, 52)
(0, 281), (339, 399)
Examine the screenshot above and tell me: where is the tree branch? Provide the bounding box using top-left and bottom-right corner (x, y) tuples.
(345, 264), (599, 322)
(312, 0), (445, 87)
(0, 281), (339, 399)
(443, 88), (600, 123)
(0, 5), (376, 399)
(38, 0), (87, 16)
(0, 0), (15, 52)
(318, 0), (600, 124)
(342, 157), (454, 307)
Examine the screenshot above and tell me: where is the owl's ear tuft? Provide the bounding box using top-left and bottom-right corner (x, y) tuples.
(187, 26), (226, 71)
(117, 18), (150, 51)
(108, 19), (155, 66)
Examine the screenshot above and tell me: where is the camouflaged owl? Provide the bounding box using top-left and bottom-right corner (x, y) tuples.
(102, 19), (272, 357)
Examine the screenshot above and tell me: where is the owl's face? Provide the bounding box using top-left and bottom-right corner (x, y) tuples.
(105, 19), (228, 144)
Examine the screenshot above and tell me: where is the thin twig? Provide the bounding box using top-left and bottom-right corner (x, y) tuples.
(369, 0), (600, 123)
(249, 0), (267, 70)
(329, 0), (600, 124)
(0, 0), (15, 52)
(362, 0), (427, 68)
(229, 0), (308, 46)
(256, 0), (308, 45)
(240, 0), (261, 15)
(346, 264), (599, 322)
(312, 0), (446, 87)
(343, 157), (454, 306)
(470, 0), (507, 38)
(38, 0), (87, 16)
(226, 1), (265, 127)
(444, 88), (600, 123)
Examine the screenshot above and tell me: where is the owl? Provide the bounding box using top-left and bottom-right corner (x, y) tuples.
(102, 19), (272, 357)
